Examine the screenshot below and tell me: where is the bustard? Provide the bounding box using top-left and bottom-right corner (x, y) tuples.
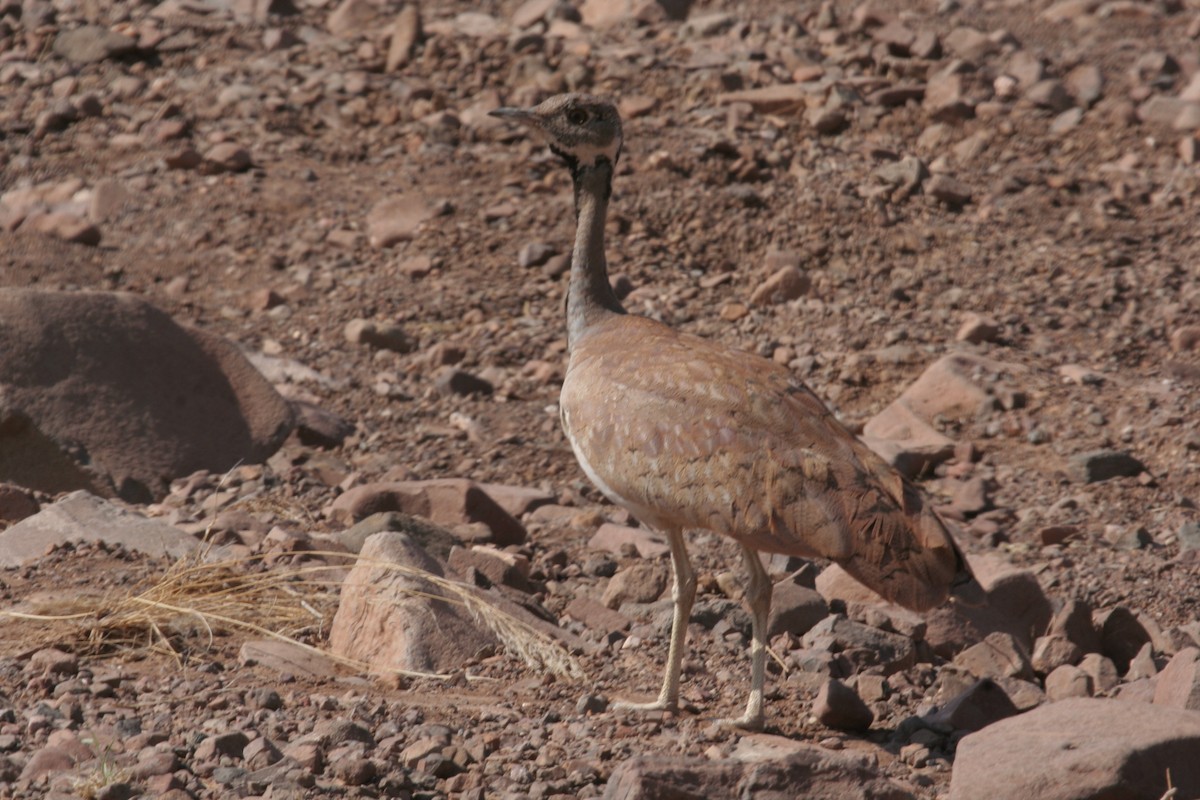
(491, 94), (981, 731)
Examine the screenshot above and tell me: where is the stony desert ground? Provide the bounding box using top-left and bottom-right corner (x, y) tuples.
(2, 0), (1200, 797)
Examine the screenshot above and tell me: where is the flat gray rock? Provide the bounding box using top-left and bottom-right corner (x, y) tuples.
(0, 491), (200, 567)
(52, 26), (137, 63)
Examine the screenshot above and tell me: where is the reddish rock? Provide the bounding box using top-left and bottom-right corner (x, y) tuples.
(1068, 450), (1146, 484)
(366, 193), (434, 248)
(344, 319), (415, 353)
(717, 84), (813, 114)
(1126, 642), (1158, 681)
(1170, 326), (1200, 352)
(943, 26), (996, 60)
(476, 483), (556, 519)
(581, 0), (694, 27)
(587, 523), (669, 558)
(203, 143), (252, 173)
(603, 743), (915, 799)
(564, 595), (633, 636)
(955, 313), (1002, 344)
(1031, 635), (1082, 674)
(1094, 606), (1152, 673)
(291, 399), (355, 448)
(803, 615), (915, 674)
(29, 647), (78, 675)
(385, 4), (421, 72)
(814, 679), (874, 732)
(1153, 647), (1200, 710)
(25, 211), (101, 245)
(767, 581), (829, 638)
(861, 400), (955, 478)
(925, 555), (1052, 657)
(1044, 664), (1092, 700)
(602, 563), (669, 608)
(954, 632), (1034, 680)
(328, 479), (527, 546)
(17, 746), (76, 782)
(1077, 653), (1120, 693)
(924, 71), (974, 121)
(749, 265), (810, 306)
(1064, 63), (1103, 107)
(898, 353), (1014, 419)
(950, 698), (1200, 800)
(195, 731), (250, 761)
(925, 175), (973, 207)
(1048, 600), (1101, 654)
(433, 367), (494, 397)
(0, 483), (38, 523)
(925, 678), (1020, 732)
(238, 639), (344, 679)
(447, 545), (531, 590)
(327, 0), (377, 34)
(328, 532), (499, 674)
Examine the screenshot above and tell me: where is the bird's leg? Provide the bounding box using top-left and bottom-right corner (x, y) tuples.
(614, 527), (694, 714)
(726, 545), (771, 732)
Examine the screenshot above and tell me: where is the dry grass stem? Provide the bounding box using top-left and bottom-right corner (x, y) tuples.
(1, 548), (585, 682)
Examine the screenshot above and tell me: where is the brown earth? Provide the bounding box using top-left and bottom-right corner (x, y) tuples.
(2, 0), (1200, 797)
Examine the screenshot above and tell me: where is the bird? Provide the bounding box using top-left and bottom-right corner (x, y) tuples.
(490, 93), (982, 731)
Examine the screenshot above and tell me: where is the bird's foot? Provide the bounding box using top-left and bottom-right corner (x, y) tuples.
(716, 712), (764, 733)
(612, 698), (676, 714)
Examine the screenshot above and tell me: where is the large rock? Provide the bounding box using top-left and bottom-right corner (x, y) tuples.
(328, 532), (499, 674)
(603, 735), (914, 800)
(0, 491), (202, 568)
(949, 698), (1200, 800)
(0, 290), (294, 501)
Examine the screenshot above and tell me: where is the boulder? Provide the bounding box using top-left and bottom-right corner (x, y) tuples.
(950, 698), (1200, 800)
(0, 290), (294, 501)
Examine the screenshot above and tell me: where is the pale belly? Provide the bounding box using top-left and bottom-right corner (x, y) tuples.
(560, 404), (680, 530)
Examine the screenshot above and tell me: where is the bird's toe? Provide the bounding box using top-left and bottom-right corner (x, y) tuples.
(613, 697), (676, 714)
(716, 712), (765, 733)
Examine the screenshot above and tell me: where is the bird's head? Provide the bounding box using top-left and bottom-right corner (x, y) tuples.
(490, 93), (623, 172)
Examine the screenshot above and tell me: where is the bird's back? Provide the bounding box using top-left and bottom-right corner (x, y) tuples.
(560, 314), (970, 612)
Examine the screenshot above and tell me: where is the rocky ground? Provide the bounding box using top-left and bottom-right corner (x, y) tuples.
(2, 0), (1200, 797)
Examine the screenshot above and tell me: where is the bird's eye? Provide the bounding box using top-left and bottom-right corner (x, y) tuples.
(567, 109), (589, 125)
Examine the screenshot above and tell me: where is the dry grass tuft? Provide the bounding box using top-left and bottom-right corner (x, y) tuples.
(1, 549), (585, 681)
(1, 552), (336, 661)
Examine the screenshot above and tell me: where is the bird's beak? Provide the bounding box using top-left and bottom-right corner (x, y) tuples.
(488, 106), (536, 126)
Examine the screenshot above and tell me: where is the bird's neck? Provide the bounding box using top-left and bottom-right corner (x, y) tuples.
(567, 158), (624, 349)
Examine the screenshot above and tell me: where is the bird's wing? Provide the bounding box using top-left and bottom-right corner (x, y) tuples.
(563, 317), (965, 611)
(563, 319), (875, 547)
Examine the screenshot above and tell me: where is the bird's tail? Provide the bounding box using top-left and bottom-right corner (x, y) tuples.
(837, 483), (981, 613)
